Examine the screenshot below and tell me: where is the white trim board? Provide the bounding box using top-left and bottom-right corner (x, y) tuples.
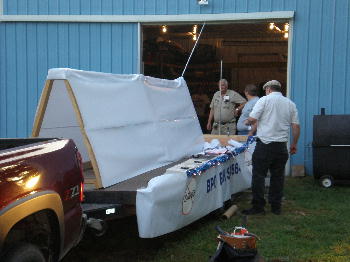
(0, 11), (294, 23)
(285, 19), (294, 176)
(137, 22), (141, 74)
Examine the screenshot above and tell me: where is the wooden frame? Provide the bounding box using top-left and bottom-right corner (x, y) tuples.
(32, 79), (103, 188)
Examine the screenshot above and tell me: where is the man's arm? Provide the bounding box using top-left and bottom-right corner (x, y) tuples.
(245, 117), (257, 136)
(248, 122), (257, 136)
(234, 102), (247, 117)
(290, 123), (300, 154)
(207, 108), (214, 131)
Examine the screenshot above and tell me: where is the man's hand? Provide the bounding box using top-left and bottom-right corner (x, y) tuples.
(245, 117), (257, 126)
(207, 122), (212, 131)
(290, 143), (297, 154)
(290, 123), (300, 155)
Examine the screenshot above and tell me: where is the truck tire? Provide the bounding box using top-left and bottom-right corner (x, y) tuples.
(3, 243), (45, 262)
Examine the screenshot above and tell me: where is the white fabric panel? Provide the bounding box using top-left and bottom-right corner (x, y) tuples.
(43, 68), (204, 187)
(136, 143), (255, 238)
(87, 124), (165, 187)
(70, 76), (154, 130)
(157, 118), (204, 161)
(39, 80), (90, 162)
(41, 80), (78, 128)
(143, 76), (196, 120)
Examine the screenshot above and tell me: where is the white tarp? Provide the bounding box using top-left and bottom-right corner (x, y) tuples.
(39, 68), (204, 187)
(136, 144), (255, 238)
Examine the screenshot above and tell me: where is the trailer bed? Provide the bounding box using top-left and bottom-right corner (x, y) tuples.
(82, 134), (248, 206)
(83, 157), (191, 205)
(81, 135), (248, 221)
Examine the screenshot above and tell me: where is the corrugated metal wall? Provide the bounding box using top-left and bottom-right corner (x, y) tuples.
(0, 22), (138, 137)
(2, 0), (297, 15)
(1, 0), (350, 174)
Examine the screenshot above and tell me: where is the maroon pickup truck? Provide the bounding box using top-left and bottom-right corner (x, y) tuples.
(0, 138), (86, 262)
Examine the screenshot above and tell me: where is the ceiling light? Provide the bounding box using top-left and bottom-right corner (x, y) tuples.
(284, 23), (289, 32)
(193, 25), (198, 34)
(161, 25), (167, 33)
(268, 22), (289, 38)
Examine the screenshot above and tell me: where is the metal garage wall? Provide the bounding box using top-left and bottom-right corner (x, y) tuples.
(291, 0), (350, 173)
(1, 0), (350, 174)
(0, 22), (137, 137)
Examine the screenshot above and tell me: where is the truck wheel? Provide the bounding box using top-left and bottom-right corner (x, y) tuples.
(3, 243), (45, 262)
(319, 175), (333, 188)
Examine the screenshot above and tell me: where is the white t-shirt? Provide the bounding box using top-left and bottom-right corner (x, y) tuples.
(249, 92), (299, 143)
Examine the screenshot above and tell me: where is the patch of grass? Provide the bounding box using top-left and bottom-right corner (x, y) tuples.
(63, 177), (350, 262)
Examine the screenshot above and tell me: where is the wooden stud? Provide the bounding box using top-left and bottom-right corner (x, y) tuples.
(32, 80), (54, 137)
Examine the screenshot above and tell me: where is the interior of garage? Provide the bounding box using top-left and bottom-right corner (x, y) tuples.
(142, 21), (289, 133)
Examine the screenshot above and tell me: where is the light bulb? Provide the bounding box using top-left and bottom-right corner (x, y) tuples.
(193, 25), (198, 34)
(284, 23), (289, 32)
(193, 34), (197, 41)
(284, 32), (289, 39)
(269, 23), (275, 30)
(162, 25), (167, 33)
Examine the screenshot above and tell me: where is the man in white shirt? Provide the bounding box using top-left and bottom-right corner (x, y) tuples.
(242, 80), (300, 215)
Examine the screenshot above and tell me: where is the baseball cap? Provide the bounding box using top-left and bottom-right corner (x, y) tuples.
(263, 80), (281, 90)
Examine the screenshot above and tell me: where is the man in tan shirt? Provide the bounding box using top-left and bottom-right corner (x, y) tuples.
(206, 79), (246, 135)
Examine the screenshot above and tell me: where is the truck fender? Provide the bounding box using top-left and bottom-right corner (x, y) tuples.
(0, 191), (64, 253)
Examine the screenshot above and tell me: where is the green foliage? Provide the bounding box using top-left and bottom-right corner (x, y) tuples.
(64, 177), (350, 262)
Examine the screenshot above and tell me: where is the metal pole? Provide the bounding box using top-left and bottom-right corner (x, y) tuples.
(181, 23), (206, 77)
(220, 59), (223, 80)
(218, 59), (223, 135)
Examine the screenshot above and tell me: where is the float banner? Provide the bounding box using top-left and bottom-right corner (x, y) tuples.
(136, 144), (254, 238)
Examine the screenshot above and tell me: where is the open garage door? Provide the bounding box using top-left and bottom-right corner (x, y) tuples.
(142, 22), (289, 133)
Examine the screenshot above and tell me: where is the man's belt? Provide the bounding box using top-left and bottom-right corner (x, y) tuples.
(214, 120), (235, 125)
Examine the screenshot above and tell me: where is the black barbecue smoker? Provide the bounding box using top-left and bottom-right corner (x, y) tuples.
(313, 109), (350, 187)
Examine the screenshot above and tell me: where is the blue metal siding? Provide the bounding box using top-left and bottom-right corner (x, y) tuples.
(2, 0), (287, 15)
(0, 23), (7, 137)
(1, 0), (350, 174)
(0, 22), (138, 137)
(291, 1), (310, 170)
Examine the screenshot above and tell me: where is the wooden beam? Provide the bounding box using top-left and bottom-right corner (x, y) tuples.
(32, 80), (54, 137)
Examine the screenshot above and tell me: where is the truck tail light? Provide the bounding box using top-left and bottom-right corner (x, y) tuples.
(76, 150), (84, 202)
(76, 151), (84, 180)
(80, 182), (84, 202)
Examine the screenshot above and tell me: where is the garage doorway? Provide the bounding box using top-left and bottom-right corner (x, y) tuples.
(142, 22), (289, 133)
